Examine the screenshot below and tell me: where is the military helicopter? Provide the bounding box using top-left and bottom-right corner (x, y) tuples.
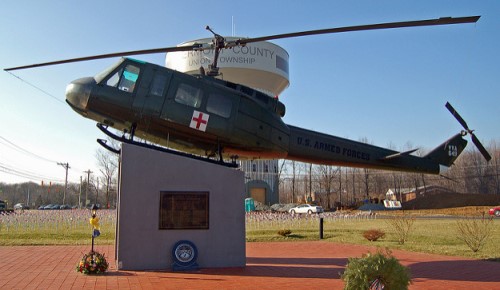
(5, 16), (491, 174)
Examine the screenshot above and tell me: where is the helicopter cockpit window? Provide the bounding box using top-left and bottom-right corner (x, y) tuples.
(207, 93), (232, 118)
(118, 65), (140, 92)
(174, 83), (202, 108)
(106, 68), (123, 87)
(105, 64), (140, 93)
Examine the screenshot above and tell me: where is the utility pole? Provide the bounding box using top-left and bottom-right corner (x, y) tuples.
(84, 170), (93, 208)
(106, 175), (110, 209)
(308, 163), (312, 202)
(79, 176), (82, 209)
(95, 178), (99, 205)
(27, 187), (30, 207)
(58, 162), (70, 205)
(338, 167), (342, 209)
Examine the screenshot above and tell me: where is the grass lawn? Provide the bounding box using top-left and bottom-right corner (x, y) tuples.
(246, 216), (500, 260)
(1, 208), (499, 260)
(0, 209), (115, 246)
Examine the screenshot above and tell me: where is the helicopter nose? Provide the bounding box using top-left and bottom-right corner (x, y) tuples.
(65, 77), (95, 112)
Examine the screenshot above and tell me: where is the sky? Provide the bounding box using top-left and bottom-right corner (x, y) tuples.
(0, 0), (499, 184)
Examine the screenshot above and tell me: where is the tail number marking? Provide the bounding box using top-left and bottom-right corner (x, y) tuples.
(448, 145), (458, 157)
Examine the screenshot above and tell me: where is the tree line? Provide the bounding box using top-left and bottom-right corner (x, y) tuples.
(1, 140), (499, 210)
(278, 141), (500, 209)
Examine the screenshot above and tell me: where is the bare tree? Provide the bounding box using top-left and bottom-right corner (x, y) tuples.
(291, 161), (298, 203)
(359, 138), (373, 200)
(338, 167), (344, 208)
(490, 141), (500, 194)
(317, 165), (337, 209)
(306, 163), (313, 202)
(276, 159), (287, 203)
(95, 139), (119, 208)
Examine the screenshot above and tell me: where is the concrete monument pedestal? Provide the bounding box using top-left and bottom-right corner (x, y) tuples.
(115, 143), (245, 270)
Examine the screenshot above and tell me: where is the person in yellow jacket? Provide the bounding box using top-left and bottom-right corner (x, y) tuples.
(89, 213), (100, 237)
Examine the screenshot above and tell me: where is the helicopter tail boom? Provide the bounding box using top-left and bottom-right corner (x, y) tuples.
(286, 125), (469, 174)
(422, 132), (468, 168)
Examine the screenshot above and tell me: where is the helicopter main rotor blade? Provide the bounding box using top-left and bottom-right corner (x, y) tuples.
(236, 16), (480, 45)
(5, 15), (479, 71)
(445, 101), (470, 130)
(4, 44), (203, 71)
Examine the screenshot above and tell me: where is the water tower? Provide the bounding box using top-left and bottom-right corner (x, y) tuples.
(165, 37), (289, 96)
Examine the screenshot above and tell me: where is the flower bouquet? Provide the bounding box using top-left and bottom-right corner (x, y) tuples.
(76, 251), (109, 274)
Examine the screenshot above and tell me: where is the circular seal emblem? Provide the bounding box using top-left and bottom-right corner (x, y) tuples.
(172, 240), (198, 267)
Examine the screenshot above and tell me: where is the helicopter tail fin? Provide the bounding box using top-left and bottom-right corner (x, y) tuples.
(423, 133), (468, 168)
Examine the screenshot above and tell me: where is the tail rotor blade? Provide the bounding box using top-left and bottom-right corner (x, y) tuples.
(445, 102), (469, 130)
(471, 134), (492, 161)
(446, 102), (491, 162)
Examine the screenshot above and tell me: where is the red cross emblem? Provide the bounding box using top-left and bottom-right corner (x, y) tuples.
(190, 110), (209, 132)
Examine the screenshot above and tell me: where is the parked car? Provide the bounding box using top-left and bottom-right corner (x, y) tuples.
(289, 204), (324, 214)
(14, 203), (30, 210)
(489, 206), (500, 217)
(43, 204), (60, 210)
(86, 203), (101, 210)
(59, 204), (71, 210)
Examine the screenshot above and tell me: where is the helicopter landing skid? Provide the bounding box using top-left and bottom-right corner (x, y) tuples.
(96, 123), (238, 168)
(97, 138), (120, 154)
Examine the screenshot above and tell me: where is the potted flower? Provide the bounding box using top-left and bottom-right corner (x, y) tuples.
(76, 251), (109, 275)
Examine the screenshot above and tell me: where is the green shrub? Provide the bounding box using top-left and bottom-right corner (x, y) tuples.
(363, 229), (385, 242)
(277, 229), (292, 237)
(342, 249), (411, 290)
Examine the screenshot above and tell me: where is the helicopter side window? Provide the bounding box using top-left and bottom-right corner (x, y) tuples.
(150, 73), (167, 96)
(207, 93), (232, 118)
(174, 83), (202, 108)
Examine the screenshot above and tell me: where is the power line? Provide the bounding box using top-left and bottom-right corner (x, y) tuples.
(0, 162), (64, 183)
(5, 71), (65, 105)
(0, 135), (100, 185)
(0, 135), (93, 179)
(0, 135), (77, 184)
(0, 136), (59, 164)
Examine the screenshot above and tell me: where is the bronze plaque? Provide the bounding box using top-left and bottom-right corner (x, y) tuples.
(159, 191), (209, 229)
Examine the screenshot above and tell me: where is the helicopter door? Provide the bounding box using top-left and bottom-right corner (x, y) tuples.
(143, 70), (171, 116)
(131, 67), (151, 117)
